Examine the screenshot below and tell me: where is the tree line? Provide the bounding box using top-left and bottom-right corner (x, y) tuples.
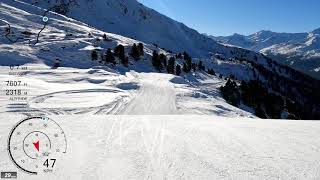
(91, 36), (211, 76)
(151, 51), (208, 75)
(219, 48), (320, 120)
(91, 35), (144, 67)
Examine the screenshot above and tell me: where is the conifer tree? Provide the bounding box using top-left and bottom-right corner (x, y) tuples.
(182, 62), (188, 73)
(159, 53), (167, 67)
(183, 51), (192, 72)
(176, 64), (181, 76)
(152, 50), (162, 71)
(152, 50), (159, 67)
(103, 34), (107, 40)
(192, 63), (196, 72)
(130, 43), (140, 60)
(100, 52), (104, 63)
(183, 51), (190, 60)
(114, 45), (125, 62)
(207, 69), (215, 75)
(138, 43), (144, 56)
(122, 56), (129, 67)
(105, 48), (115, 64)
(91, 50), (98, 61)
(198, 60), (205, 71)
(167, 57), (175, 74)
(220, 79), (241, 106)
(176, 53), (183, 59)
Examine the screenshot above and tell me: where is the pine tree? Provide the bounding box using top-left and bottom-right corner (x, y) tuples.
(114, 44), (125, 62)
(137, 43), (144, 56)
(183, 51), (190, 60)
(182, 62), (188, 73)
(207, 69), (215, 75)
(130, 43), (140, 60)
(122, 56), (129, 67)
(198, 60), (205, 71)
(100, 52), (104, 63)
(105, 48), (115, 64)
(176, 64), (181, 76)
(152, 50), (159, 67)
(167, 57), (175, 74)
(176, 53), (182, 59)
(183, 51), (192, 72)
(192, 63), (196, 72)
(103, 34), (107, 41)
(91, 50), (98, 61)
(159, 54), (167, 67)
(152, 51), (162, 71)
(186, 58), (192, 72)
(220, 79), (241, 106)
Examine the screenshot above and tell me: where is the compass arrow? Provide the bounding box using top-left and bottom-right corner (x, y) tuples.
(33, 140), (40, 152)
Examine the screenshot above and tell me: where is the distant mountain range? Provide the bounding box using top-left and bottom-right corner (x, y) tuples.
(209, 29), (320, 79)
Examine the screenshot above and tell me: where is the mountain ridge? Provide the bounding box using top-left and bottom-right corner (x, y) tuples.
(23, 0), (221, 57)
(209, 28), (320, 79)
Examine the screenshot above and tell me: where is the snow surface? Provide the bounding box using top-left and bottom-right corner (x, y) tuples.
(0, 64), (253, 118)
(1, 115), (320, 179)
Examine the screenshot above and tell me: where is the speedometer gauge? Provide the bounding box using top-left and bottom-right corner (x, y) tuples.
(7, 117), (67, 175)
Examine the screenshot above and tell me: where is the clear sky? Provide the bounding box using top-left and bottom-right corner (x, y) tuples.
(138, 0), (320, 36)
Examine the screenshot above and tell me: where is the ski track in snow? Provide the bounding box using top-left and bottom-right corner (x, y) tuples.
(118, 73), (178, 115)
(0, 66), (135, 116)
(0, 64), (253, 117)
(1, 115), (320, 180)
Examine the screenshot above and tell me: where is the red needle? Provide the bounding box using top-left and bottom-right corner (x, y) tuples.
(33, 141), (40, 152)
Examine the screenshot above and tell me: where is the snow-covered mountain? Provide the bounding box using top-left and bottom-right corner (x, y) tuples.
(22, 0), (221, 57)
(0, 0), (255, 117)
(22, 0), (319, 79)
(210, 29), (320, 79)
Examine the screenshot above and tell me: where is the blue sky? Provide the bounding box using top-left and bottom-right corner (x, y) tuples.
(138, 0), (320, 36)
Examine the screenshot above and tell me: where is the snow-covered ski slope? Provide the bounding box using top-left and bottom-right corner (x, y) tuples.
(1, 115), (320, 180)
(0, 1), (253, 117)
(0, 64), (253, 117)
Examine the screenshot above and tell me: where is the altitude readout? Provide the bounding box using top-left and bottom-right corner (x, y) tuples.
(5, 81), (28, 87)
(5, 89), (28, 96)
(4, 65), (30, 101)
